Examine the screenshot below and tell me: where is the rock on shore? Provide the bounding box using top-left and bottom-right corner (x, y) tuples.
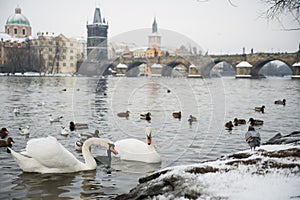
(115, 144), (300, 200)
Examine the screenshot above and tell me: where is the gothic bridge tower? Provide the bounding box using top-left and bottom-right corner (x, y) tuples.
(87, 7), (108, 61)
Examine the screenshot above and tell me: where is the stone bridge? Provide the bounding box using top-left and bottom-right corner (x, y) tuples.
(107, 56), (191, 77)
(94, 51), (300, 78)
(210, 51), (300, 78)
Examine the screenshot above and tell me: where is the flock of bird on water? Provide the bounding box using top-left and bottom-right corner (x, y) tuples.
(0, 92), (286, 174)
(225, 99), (286, 150)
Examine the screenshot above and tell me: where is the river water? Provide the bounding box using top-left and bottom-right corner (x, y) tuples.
(0, 76), (299, 199)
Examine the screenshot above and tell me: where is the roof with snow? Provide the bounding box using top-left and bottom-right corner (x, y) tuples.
(6, 7), (30, 26)
(236, 61), (252, 68)
(116, 63), (128, 68)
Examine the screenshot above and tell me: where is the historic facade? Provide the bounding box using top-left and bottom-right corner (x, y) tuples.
(30, 32), (85, 74)
(86, 7), (108, 61)
(5, 7), (32, 38)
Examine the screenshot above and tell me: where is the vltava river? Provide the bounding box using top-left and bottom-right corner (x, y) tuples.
(0, 76), (299, 199)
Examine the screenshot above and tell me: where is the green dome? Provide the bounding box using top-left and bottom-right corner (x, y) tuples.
(6, 7), (30, 26)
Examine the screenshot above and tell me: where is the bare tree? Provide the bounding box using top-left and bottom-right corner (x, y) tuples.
(263, 0), (300, 30)
(5, 46), (29, 74)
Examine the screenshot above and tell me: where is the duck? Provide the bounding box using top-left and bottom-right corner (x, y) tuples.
(0, 137), (14, 148)
(172, 111), (181, 119)
(254, 105), (265, 113)
(75, 130), (101, 152)
(74, 123), (89, 130)
(274, 99), (286, 105)
(19, 126), (30, 136)
(188, 115), (197, 123)
(49, 114), (63, 123)
(225, 121), (234, 130)
(69, 121), (89, 131)
(8, 136), (118, 173)
(140, 112), (151, 121)
(0, 128), (9, 139)
(80, 130), (100, 141)
(114, 127), (161, 163)
(117, 111), (130, 118)
(248, 118), (264, 126)
(245, 126), (261, 150)
(233, 118), (246, 126)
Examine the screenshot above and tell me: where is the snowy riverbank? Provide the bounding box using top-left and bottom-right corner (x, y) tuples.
(116, 144), (300, 200)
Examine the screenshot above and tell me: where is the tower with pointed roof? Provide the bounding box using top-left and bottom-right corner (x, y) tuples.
(86, 7), (108, 61)
(148, 17), (161, 48)
(5, 6), (32, 38)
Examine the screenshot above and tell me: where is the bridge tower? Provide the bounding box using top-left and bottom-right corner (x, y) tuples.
(148, 17), (161, 48)
(87, 7), (108, 61)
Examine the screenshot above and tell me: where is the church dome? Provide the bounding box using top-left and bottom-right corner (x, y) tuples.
(6, 7), (30, 26)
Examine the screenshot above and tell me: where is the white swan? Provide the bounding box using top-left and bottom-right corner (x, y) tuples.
(114, 127), (161, 163)
(8, 135), (118, 173)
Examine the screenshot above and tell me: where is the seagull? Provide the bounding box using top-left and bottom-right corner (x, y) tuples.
(19, 126), (30, 136)
(49, 115), (63, 123)
(13, 106), (20, 115)
(60, 126), (69, 136)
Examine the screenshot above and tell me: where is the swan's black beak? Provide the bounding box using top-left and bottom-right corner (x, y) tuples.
(147, 136), (152, 145)
(6, 148), (11, 153)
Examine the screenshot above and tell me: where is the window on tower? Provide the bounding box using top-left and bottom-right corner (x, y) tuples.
(14, 28), (17, 35)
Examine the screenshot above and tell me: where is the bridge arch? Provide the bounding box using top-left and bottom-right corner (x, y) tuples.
(251, 59), (294, 77)
(126, 61), (147, 77)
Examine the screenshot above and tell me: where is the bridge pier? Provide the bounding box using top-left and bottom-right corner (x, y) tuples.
(188, 65), (202, 78)
(235, 61), (252, 78)
(291, 62), (300, 79)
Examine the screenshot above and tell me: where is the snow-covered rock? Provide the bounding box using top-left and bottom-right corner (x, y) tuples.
(116, 144), (300, 200)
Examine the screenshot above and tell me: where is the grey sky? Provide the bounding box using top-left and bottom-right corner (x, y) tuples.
(0, 0), (299, 54)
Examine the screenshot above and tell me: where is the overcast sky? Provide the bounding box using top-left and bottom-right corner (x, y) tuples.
(0, 0), (299, 54)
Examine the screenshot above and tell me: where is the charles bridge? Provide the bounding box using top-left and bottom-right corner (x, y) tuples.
(81, 51), (300, 78)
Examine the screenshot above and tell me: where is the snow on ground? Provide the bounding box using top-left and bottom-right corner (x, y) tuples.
(116, 144), (300, 200)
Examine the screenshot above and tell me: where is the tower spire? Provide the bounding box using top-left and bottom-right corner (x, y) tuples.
(152, 17), (158, 33)
(93, 7), (102, 24)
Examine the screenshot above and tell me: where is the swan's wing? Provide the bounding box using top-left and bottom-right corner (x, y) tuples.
(26, 136), (81, 168)
(115, 139), (150, 153)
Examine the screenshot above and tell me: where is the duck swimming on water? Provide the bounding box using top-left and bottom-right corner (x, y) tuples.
(274, 99), (286, 105)
(117, 111), (130, 118)
(248, 118), (264, 126)
(225, 121), (234, 131)
(0, 137), (14, 148)
(255, 105), (265, 113)
(172, 111), (181, 119)
(234, 118), (246, 126)
(0, 128), (9, 139)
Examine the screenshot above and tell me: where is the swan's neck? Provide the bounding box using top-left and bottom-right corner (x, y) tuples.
(82, 138), (109, 170)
